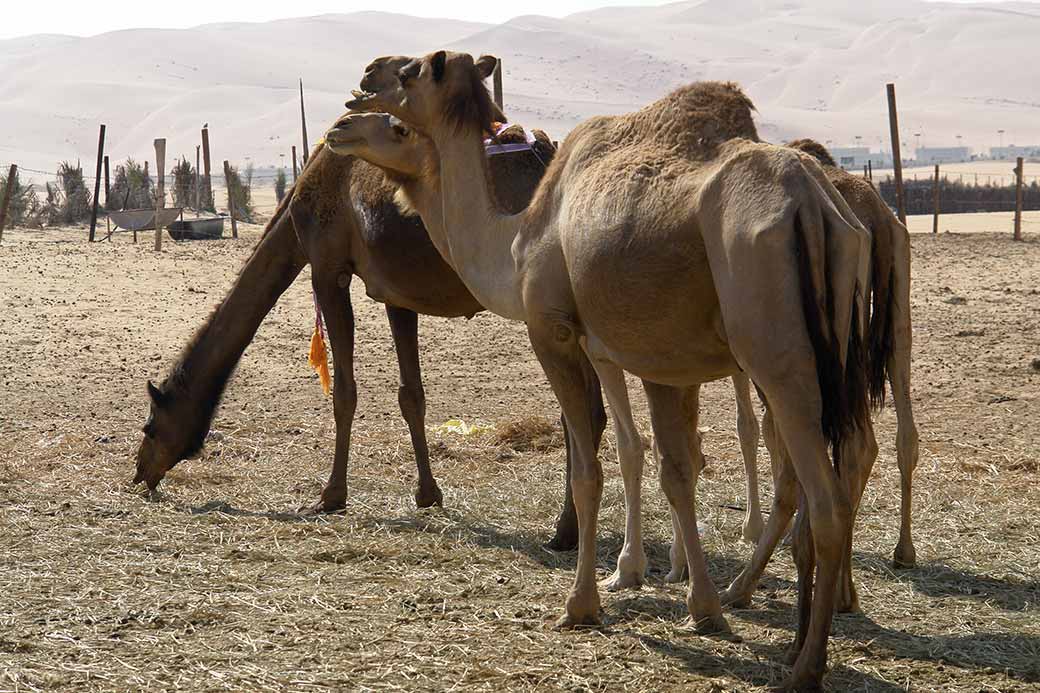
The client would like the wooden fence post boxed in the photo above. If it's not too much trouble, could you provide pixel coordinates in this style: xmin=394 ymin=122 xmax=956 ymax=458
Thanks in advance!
xmin=493 ymin=59 xmax=504 ymax=110
xmin=223 ymin=160 xmax=238 ymax=239
xmin=0 ymin=163 xmax=16 ymax=244
xmin=291 ymin=146 xmax=299 ymax=183
xmin=154 ymin=138 xmax=166 ymax=251
xmin=886 ymin=83 xmax=907 ymax=226
xmin=299 ymin=79 xmax=310 ymax=165
xmin=88 ymin=124 xmax=106 ymax=242
xmin=868 ymin=160 xmax=873 ymax=182
xmin=932 ymin=164 xmax=940 ymax=235
xmin=201 ymin=126 xmax=213 ymax=209
xmin=1014 ymin=157 xmax=1024 ymax=241
xmin=195 ymin=145 xmax=202 ymax=216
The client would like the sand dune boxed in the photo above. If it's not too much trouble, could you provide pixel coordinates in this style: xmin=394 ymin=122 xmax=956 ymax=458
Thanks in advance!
xmin=1 ymin=1 xmax=1037 ymax=175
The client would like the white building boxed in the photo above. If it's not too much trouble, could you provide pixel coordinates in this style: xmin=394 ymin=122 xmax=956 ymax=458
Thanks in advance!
xmin=915 ymin=147 xmax=972 ymax=165
xmin=990 ymin=145 xmax=1040 ymax=160
xmin=829 ymin=147 xmax=893 ymax=171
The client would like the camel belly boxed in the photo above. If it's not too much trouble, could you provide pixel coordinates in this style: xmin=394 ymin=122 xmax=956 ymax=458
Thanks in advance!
xmin=562 ymin=216 xmax=738 ymax=385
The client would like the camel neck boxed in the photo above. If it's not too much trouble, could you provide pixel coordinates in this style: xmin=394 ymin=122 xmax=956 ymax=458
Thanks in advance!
xmin=430 ymin=125 xmax=526 ymax=321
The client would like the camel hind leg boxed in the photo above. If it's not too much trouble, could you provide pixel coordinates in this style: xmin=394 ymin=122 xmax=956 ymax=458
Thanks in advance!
xmin=385 ymin=305 xmax=443 ymax=508
xmin=888 ymin=222 xmax=919 ymax=569
xmin=732 ymin=372 xmax=764 ymax=543
xmin=644 ymin=381 xmax=729 ymax=633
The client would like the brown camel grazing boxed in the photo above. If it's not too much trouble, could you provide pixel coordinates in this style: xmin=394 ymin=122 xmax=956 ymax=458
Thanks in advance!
xmin=133 ymin=127 xmax=608 ymax=534
xmin=324 ymin=115 xmax=905 ymax=615
xmin=347 ymin=51 xmax=875 ymax=689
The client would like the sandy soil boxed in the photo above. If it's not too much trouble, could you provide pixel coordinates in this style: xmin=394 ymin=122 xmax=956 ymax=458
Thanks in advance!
xmin=0 ymin=221 xmax=1038 ymax=691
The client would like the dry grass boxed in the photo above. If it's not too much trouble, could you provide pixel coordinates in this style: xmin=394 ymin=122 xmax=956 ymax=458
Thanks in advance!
xmin=0 ymin=227 xmax=1038 ymax=691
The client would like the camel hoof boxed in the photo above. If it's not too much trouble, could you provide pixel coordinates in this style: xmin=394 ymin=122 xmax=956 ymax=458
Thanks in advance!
xmin=741 ymin=518 xmax=764 ymax=544
xmin=773 ymin=668 xmax=824 ymax=693
xmin=663 ymin=565 xmax=688 ymax=584
xmin=601 ymin=570 xmax=644 ymax=592
xmin=720 ymin=586 xmax=752 ymax=609
xmin=892 ymin=542 xmax=917 ymax=569
xmin=414 ymin=484 xmax=443 ymax=509
xmin=302 ymin=492 xmax=347 ymax=515
xmin=554 ymin=610 xmax=601 ymax=629
xmin=690 ymin=612 xmax=731 ymax=636
xmin=544 ymin=517 xmax=579 ymax=552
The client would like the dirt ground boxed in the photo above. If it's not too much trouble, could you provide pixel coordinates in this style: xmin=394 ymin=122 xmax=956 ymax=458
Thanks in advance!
xmin=1 ymin=221 xmax=1038 ymax=692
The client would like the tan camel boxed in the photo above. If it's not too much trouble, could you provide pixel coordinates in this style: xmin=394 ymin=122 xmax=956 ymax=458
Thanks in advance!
xmin=323 ymin=116 xmax=905 ymax=614
xmin=346 ymin=51 xmax=876 ymax=689
xmin=716 ymin=139 xmax=920 ymax=614
xmin=133 ymin=127 xmax=613 ymax=541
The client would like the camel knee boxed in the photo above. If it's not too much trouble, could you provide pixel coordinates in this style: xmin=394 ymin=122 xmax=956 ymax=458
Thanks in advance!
xmin=658 ymin=453 xmax=694 ymax=506
xmin=397 ymin=382 xmax=426 ymax=423
xmin=333 ymin=377 xmax=358 ymax=423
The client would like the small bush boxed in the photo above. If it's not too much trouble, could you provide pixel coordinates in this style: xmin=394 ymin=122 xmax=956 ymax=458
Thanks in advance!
xmin=274 ymin=168 xmax=288 ymax=203
xmin=41 ymin=161 xmax=92 ymax=225
xmin=170 ymin=157 xmax=196 ymax=209
xmin=226 ymin=163 xmax=255 ymax=223
xmin=108 ymin=159 xmax=152 ymax=210
xmin=0 ymin=168 xmax=41 ymax=228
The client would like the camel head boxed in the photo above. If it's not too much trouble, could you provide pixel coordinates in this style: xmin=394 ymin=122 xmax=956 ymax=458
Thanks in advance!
xmin=348 ymin=51 xmax=505 ymax=135
xmin=133 ymin=379 xmax=206 ymax=491
xmin=324 ymin=112 xmax=434 ymax=180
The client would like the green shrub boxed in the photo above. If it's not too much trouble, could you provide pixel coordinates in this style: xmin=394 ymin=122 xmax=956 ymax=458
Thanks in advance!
xmin=0 ymin=168 xmax=41 ymax=228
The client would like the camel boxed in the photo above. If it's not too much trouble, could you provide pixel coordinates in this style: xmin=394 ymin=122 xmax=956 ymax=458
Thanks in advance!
xmin=346 ymin=51 xmax=877 ymax=689
xmin=323 ymin=115 xmax=906 ymax=614
xmin=325 ymin=113 xmax=780 ymax=585
xmin=714 ymin=139 xmax=920 ymax=614
xmin=133 ymin=126 xmax=612 ymax=539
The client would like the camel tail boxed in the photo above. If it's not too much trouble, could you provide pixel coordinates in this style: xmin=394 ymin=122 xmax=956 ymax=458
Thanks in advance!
xmin=792 ymin=200 xmax=870 ymax=473
xmin=865 ymin=214 xmax=899 ymax=411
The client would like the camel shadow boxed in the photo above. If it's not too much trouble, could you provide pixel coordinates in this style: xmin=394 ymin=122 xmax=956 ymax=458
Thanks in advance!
xmin=631 ymin=631 xmax=905 ymax=692
xmin=854 ymin=552 xmax=1040 ymax=613
xmin=184 ymin=499 xmax=329 ymax=523
xmin=732 ymin=604 xmax=1040 ymax=685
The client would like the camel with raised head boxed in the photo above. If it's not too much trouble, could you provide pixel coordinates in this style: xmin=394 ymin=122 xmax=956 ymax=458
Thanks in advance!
xmin=347 ymin=51 xmax=875 ymax=689
xmin=133 ymin=126 xmax=610 ymax=532
xmin=323 ymin=115 xmax=908 ymax=615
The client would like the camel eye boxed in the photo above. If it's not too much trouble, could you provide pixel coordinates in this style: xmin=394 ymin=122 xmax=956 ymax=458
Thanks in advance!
xmin=142 ymin=417 xmax=156 ymax=437
xmin=392 ymin=124 xmax=409 ymax=138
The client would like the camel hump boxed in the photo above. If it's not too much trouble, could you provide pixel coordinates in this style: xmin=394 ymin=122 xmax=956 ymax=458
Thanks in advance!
xmin=787 ymin=138 xmax=837 ymax=167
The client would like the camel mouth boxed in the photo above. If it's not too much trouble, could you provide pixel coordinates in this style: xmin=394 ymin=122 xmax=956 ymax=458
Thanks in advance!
xmin=345 ymin=89 xmax=377 ymax=110
xmin=324 ymin=129 xmax=363 ymax=149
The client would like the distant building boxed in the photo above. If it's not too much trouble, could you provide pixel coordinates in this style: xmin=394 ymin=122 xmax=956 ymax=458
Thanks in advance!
xmin=915 ymin=146 xmax=971 ymax=165
xmin=990 ymin=145 xmax=1040 ymax=160
xmin=829 ymin=147 xmax=892 ymax=171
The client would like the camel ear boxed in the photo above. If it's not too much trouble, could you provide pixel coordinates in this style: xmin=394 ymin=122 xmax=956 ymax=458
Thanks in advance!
xmin=430 ymin=51 xmax=447 ymax=83
xmin=475 ymin=55 xmax=498 ymax=80
xmin=147 ymin=380 xmax=167 ymax=408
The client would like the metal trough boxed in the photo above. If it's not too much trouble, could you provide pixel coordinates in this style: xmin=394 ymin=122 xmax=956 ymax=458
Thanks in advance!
xmin=108 ymin=207 xmax=183 ymax=232
xmin=168 ymin=216 xmax=225 ymax=241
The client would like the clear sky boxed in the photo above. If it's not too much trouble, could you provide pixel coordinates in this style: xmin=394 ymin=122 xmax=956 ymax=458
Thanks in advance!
xmin=0 ymin=0 xmax=1024 ymax=40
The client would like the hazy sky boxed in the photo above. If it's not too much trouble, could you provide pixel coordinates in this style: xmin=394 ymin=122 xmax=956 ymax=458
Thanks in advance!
xmin=0 ymin=0 xmax=1025 ymax=40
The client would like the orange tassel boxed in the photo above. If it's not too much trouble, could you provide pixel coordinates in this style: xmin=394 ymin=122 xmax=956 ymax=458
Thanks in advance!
xmin=308 ymin=323 xmax=332 ymax=396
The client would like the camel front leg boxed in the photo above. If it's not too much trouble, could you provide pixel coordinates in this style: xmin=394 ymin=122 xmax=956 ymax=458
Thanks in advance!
xmin=310 ymin=271 xmax=358 ymax=512
xmin=385 ymin=305 xmax=443 ymax=508
xmin=644 ymin=381 xmax=728 ymax=633
xmin=733 ymin=372 xmax=764 ymax=543
xmin=587 ymin=359 xmax=648 ymax=592
xmin=528 ymin=321 xmax=604 ymax=626
xmin=546 ymin=365 xmax=607 ymax=552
